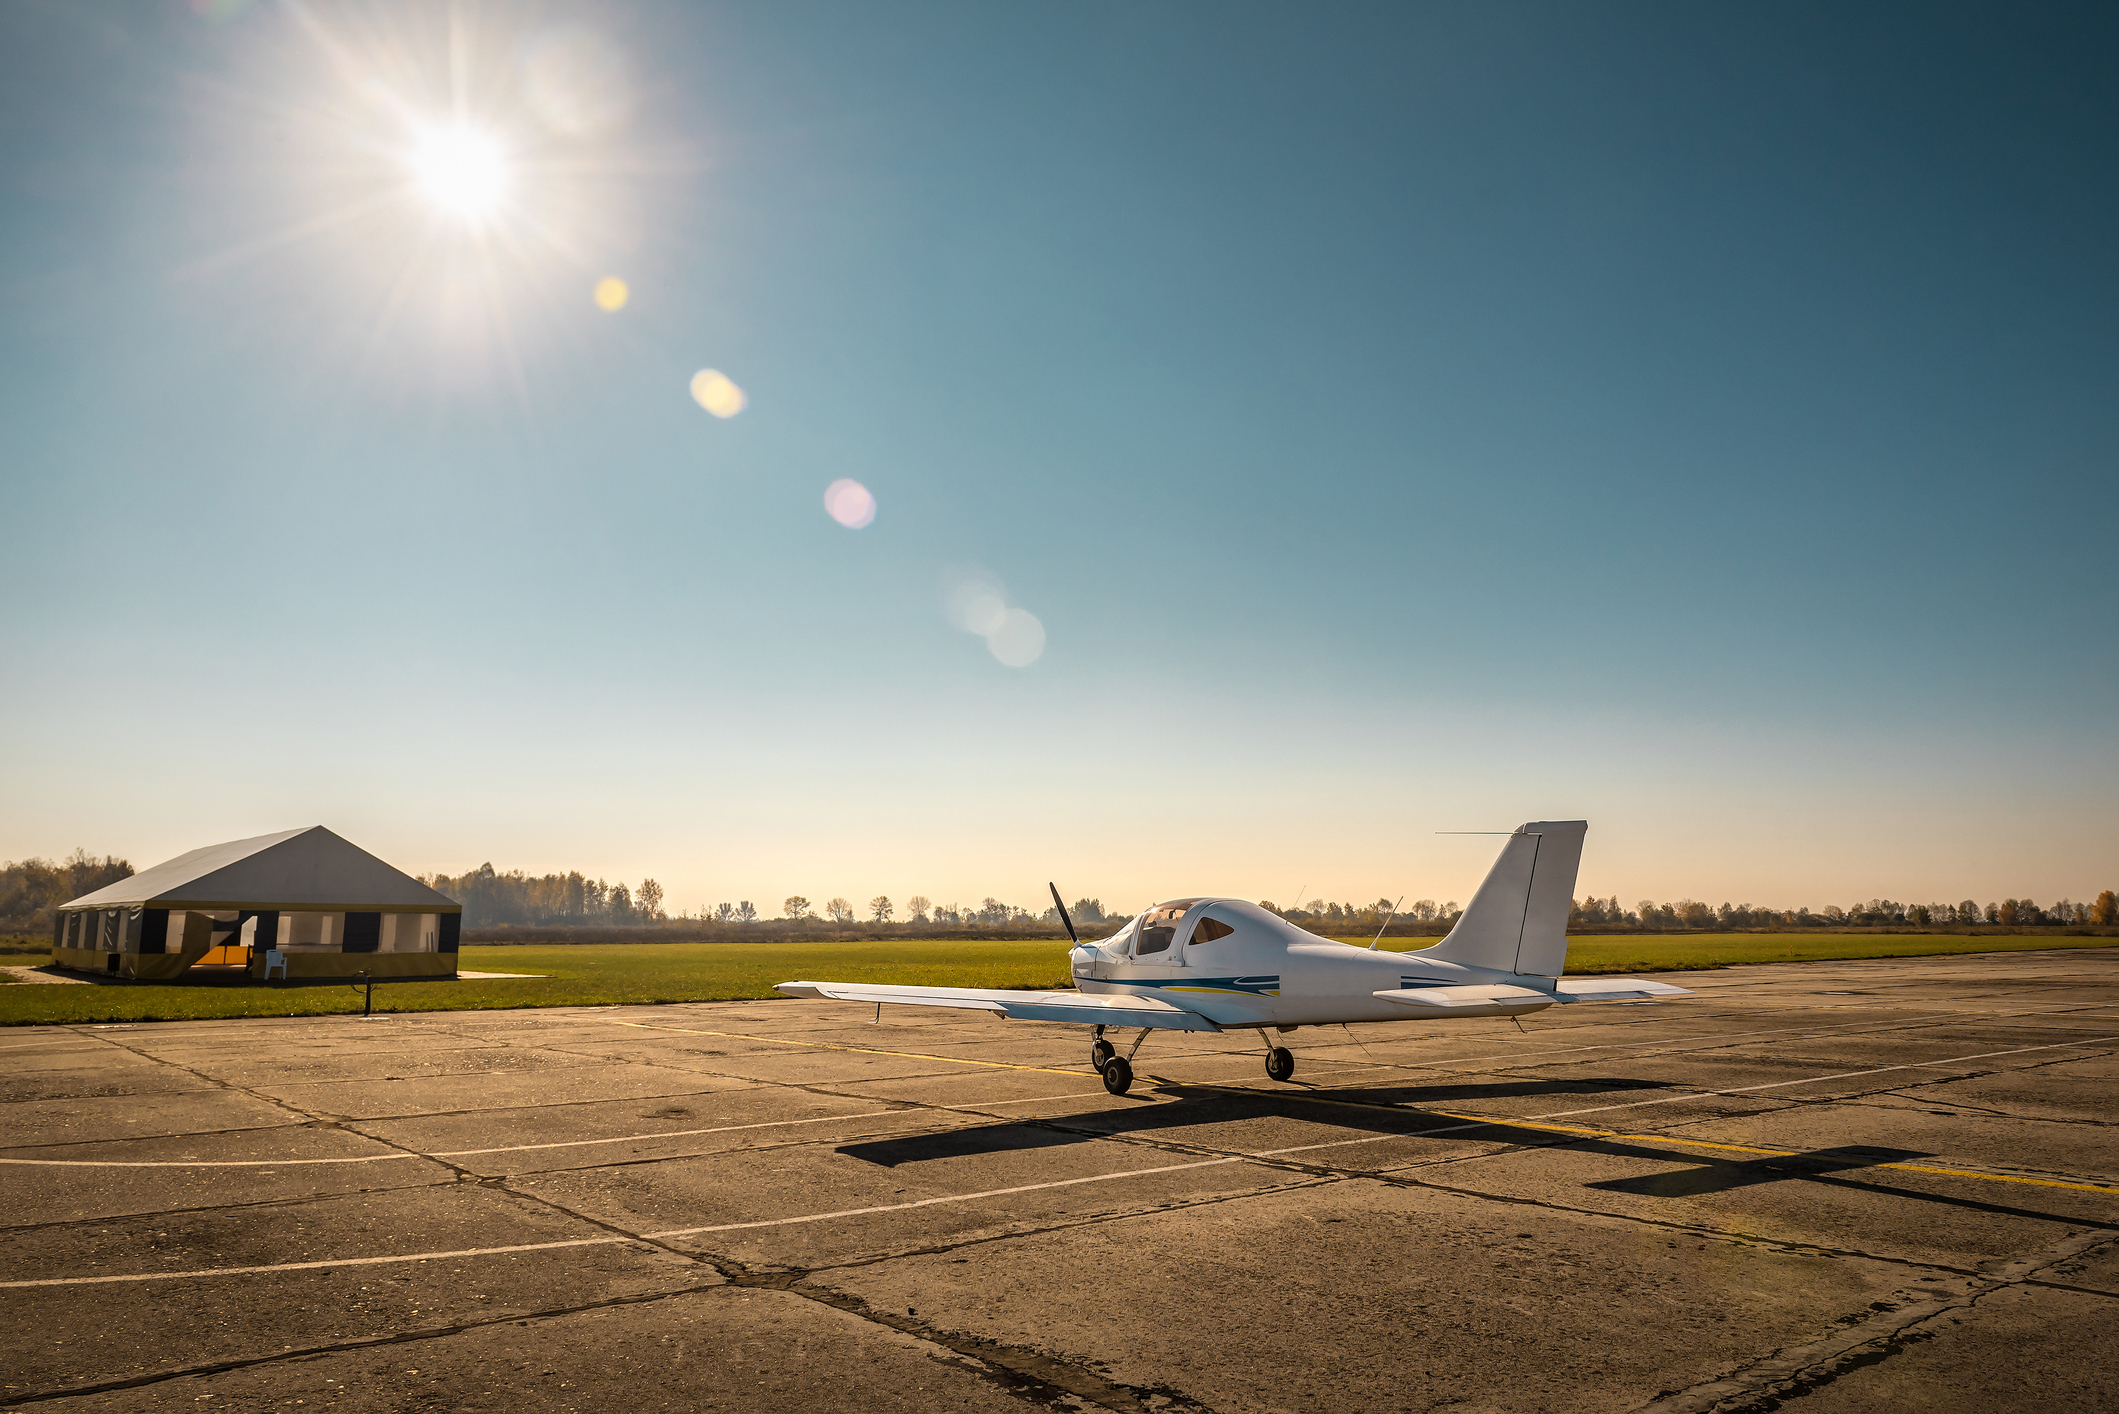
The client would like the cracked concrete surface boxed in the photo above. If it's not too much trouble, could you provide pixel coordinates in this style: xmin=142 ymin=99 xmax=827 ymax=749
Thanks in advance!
xmin=3 ymin=948 xmax=2116 ymax=1411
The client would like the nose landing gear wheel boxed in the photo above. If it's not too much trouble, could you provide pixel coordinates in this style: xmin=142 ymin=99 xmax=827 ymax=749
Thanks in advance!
xmin=1101 ymin=1056 xmax=1134 ymax=1095
xmin=1091 ymin=1039 xmax=1115 ymax=1073
xmin=1265 ymin=1047 xmax=1295 ymax=1082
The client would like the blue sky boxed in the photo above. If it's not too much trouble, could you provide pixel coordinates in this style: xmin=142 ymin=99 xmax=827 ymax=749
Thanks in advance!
xmin=3 ymin=1 xmax=2113 ymax=915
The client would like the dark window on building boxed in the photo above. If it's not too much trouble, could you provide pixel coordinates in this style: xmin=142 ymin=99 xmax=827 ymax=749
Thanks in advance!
xmin=438 ymin=914 xmax=461 ymax=954
xmin=140 ymin=910 xmax=169 ymax=955
xmin=342 ymin=913 xmax=381 ymax=953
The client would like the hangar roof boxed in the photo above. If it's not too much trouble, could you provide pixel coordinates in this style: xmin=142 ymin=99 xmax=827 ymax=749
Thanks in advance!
xmin=61 ymin=827 xmax=459 ymax=913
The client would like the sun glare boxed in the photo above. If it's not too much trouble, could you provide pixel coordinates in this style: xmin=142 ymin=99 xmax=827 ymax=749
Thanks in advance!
xmin=409 ymin=125 xmax=509 ymax=222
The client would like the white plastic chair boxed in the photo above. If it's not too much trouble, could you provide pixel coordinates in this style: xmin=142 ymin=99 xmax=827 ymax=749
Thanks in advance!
xmin=263 ymin=949 xmax=288 ymax=980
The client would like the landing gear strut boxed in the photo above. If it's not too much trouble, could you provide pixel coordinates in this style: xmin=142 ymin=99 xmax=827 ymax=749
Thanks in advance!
xmin=1265 ymin=1046 xmax=1295 ymax=1082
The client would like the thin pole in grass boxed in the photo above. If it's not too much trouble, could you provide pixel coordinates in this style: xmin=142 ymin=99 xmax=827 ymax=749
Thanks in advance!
xmin=349 ymin=971 xmax=374 ymax=1017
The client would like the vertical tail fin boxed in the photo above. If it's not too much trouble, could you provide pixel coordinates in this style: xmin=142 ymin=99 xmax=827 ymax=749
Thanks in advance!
xmin=1417 ymin=821 xmax=1586 ymax=978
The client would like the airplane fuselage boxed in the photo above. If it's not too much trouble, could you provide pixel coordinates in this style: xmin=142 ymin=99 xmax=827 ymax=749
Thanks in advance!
xmin=1069 ymin=899 xmax=1556 ymax=1029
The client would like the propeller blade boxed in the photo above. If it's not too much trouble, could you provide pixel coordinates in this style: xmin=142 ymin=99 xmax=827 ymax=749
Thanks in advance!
xmin=1048 ymin=882 xmax=1079 ymax=945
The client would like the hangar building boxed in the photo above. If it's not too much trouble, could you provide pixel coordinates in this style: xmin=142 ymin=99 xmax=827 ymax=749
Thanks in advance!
xmin=53 ymin=827 xmax=461 ymax=981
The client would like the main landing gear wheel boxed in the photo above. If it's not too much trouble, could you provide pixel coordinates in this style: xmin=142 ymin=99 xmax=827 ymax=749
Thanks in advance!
xmin=1101 ymin=1056 xmax=1134 ymax=1095
xmin=1265 ymin=1047 xmax=1295 ymax=1082
xmin=1090 ymin=1039 xmax=1115 ymax=1073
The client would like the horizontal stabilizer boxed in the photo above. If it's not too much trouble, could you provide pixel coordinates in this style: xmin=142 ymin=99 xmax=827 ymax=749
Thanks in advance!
xmin=1553 ymin=977 xmax=1693 ymax=1002
xmin=775 ymin=981 xmax=1223 ymax=1032
xmin=1373 ymin=984 xmax=1555 ymax=1010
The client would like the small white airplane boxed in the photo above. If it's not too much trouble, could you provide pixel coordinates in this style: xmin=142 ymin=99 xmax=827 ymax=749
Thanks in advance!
xmin=778 ymin=821 xmax=1690 ymax=1094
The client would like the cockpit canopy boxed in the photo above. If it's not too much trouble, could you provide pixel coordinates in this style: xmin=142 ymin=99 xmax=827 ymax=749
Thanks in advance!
xmin=1135 ymin=899 xmax=1200 ymax=955
xmin=1126 ymin=898 xmax=1247 ymax=956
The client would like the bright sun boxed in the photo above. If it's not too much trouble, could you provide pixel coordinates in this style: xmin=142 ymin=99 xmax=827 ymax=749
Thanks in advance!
xmin=408 ymin=124 xmax=509 ymax=221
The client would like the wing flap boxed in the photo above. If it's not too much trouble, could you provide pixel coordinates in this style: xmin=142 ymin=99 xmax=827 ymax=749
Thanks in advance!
xmin=1554 ymin=977 xmax=1694 ymax=1002
xmin=1372 ymin=983 xmax=1554 ymax=1010
xmin=774 ymin=981 xmax=1222 ymax=1032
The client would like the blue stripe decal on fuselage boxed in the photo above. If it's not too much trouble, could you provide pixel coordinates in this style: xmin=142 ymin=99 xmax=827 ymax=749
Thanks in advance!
xmin=1125 ymin=975 xmax=1281 ymax=998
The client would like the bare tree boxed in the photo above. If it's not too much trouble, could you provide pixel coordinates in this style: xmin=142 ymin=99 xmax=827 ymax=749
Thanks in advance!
xmin=906 ymin=895 xmax=932 ymax=923
xmin=783 ymin=896 xmax=811 ymax=921
xmin=713 ymin=903 xmax=735 ymax=924
xmin=736 ymin=901 xmax=756 ymax=923
xmin=825 ymin=897 xmax=854 ymax=924
xmin=870 ymin=896 xmax=893 ymax=923
xmin=636 ymin=878 xmax=664 ymax=920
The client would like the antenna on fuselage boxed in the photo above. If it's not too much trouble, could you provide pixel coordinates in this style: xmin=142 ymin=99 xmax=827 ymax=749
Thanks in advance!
xmin=1285 ymin=883 xmax=1307 ymax=920
xmin=1368 ymin=896 xmax=1405 ymax=950
xmin=1048 ymin=883 xmax=1079 ymax=946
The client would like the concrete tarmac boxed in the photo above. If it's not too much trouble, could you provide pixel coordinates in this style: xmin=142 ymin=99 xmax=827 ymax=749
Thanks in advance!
xmin=3 ymin=948 xmax=2115 ymax=1412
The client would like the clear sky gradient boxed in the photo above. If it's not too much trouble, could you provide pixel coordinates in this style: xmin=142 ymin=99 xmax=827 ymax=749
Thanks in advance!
xmin=3 ymin=1 xmax=2113 ymax=917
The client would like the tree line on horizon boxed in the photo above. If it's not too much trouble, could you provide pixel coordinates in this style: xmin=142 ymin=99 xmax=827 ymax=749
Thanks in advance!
xmin=418 ymin=864 xmax=670 ymax=928
xmin=4 ymin=852 xmax=2113 ymax=935
xmin=0 ymin=850 xmax=137 ymax=925
xmin=1578 ymin=894 xmax=2118 ymax=930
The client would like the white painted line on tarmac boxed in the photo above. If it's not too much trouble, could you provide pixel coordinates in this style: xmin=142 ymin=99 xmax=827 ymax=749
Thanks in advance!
xmin=0 ymin=1110 xmax=912 ymax=1167
xmin=641 ymin=1153 xmax=1249 ymax=1239
xmin=0 ymin=1152 xmax=422 ymax=1168
xmin=431 ymin=1110 xmax=903 ymax=1157
xmin=0 ymin=1236 xmax=633 ymax=1287
xmin=0 ymin=1092 xmax=1143 ymax=1170
xmin=0 ymin=1154 xmax=1257 ymax=1288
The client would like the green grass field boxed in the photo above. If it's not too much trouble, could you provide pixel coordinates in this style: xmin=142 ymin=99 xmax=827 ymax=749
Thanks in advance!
xmin=0 ymin=939 xmax=1076 ymax=1025
xmin=0 ymin=930 xmax=2109 ymax=1026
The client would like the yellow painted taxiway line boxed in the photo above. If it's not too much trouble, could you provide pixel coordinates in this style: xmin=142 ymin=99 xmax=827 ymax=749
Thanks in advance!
xmin=1419 ymin=1111 xmax=2119 ymax=1197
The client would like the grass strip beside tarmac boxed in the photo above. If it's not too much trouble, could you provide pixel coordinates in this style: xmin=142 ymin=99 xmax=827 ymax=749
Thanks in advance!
xmin=0 ymin=932 xmax=2109 ymax=1025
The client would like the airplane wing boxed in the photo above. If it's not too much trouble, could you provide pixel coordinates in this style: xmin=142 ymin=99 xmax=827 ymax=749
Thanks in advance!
xmin=775 ymin=981 xmax=1224 ymax=1032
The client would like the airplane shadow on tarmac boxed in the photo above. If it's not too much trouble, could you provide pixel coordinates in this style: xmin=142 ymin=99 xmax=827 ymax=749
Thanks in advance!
xmin=838 ymin=1080 xmax=2117 ymax=1232
xmin=840 ymin=1075 xmax=1668 ymax=1168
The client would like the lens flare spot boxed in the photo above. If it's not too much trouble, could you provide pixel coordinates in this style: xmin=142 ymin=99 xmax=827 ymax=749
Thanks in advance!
xmin=409 ymin=125 xmax=509 ymax=221
xmin=593 ymin=277 xmax=629 ymax=311
xmin=987 ymin=609 xmax=1046 ymax=668
xmin=689 ymin=369 xmax=747 ymax=418
xmin=824 ymin=478 xmax=877 ymax=529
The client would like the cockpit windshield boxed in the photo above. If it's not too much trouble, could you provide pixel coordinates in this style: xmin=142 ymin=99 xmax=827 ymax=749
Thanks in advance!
xmin=1135 ymin=899 xmax=1202 ymax=955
